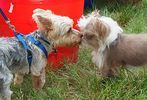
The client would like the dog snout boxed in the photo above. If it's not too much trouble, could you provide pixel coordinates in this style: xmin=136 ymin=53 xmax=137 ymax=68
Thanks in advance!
xmin=72 ymin=29 xmax=83 ymax=38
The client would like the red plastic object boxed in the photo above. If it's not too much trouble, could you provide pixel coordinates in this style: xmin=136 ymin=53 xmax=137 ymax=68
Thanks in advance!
xmin=0 ymin=0 xmax=84 ymax=70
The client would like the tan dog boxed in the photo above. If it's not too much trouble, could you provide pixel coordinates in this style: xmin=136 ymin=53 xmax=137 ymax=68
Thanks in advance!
xmin=78 ymin=10 xmax=147 ymax=77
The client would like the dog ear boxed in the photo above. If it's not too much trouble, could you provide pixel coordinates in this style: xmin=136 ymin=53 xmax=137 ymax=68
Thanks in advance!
xmin=92 ymin=9 xmax=101 ymax=17
xmin=33 ymin=8 xmax=45 ymax=14
xmin=33 ymin=8 xmax=52 ymax=15
xmin=94 ymin=19 xmax=110 ymax=39
xmin=35 ymin=15 xmax=53 ymax=31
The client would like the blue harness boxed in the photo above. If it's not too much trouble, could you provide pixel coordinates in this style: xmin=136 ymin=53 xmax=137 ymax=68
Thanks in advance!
xmin=27 ymin=34 xmax=48 ymax=58
xmin=0 ymin=8 xmax=49 ymax=66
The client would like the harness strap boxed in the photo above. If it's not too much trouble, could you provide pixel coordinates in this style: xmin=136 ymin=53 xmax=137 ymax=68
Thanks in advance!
xmin=14 ymin=32 xmax=32 ymax=66
xmin=39 ymin=34 xmax=57 ymax=53
xmin=27 ymin=35 xmax=48 ymax=58
xmin=40 ymin=36 xmax=51 ymax=45
xmin=14 ymin=32 xmax=28 ymax=49
xmin=27 ymin=49 xmax=33 ymax=66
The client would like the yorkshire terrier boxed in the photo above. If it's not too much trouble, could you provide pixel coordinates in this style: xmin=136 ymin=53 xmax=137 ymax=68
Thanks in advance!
xmin=0 ymin=8 xmax=82 ymax=100
xmin=78 ymin=10 xmax=146 ymax=77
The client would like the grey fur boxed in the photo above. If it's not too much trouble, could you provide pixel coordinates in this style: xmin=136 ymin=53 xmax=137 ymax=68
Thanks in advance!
xmin=0 ymin=30 xmax=52 ymax=100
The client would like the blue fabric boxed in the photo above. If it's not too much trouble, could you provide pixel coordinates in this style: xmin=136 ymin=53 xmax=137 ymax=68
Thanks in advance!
xmin=27 ymin=35 xmax=48 ymax=58
xmin=84 ymin=0 xmax=93 ymax=9
xmin=27 ymin=49 xmax=32 ymax=66
xmin=14 ymin=32 xmax=28 ymax=49
xmin=14 ymin=32 xmax=32 ymax=66
xmin=0 ymin=8 xmax=9 ymax=21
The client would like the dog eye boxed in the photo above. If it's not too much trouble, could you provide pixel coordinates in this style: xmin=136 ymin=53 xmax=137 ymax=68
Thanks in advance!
xmin=86 ymin=34 xmax=94 ymax=39
xmin=67 ymin=28 xmax=72 ymax=33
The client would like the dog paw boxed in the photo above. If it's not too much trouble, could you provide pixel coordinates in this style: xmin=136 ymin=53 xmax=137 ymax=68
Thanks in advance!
xmin=13 ymin=77 xmax=23 ymax=85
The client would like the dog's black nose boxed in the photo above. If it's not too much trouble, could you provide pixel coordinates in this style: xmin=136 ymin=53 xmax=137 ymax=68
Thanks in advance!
xmin=80 ymin=34 xmax=83 ymax=38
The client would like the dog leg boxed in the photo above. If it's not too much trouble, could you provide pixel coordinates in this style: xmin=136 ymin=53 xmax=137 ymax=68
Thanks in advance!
xmin=99 ymin=64 xmax=116 ymax=77
xmin=32 ymin=67 xmax=46 ymax=90
xmin=0 ymin=59 xmax=13 ymax=100
xmin=0 ymin=83 xmax=12 ymax=100
xmin=13 ymin=73 xmax=24 ymax=85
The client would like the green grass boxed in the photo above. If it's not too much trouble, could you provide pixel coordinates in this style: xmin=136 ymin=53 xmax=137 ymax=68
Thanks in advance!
xmin=11 ymin=0 xmax=147 ymax=100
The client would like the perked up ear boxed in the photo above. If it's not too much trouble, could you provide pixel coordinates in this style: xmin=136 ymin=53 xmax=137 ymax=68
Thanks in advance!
xmin=37 ymin=15 xmax=52 ymax=31
xmin=33 ymin=15 xmax=52 ymax=31
xmin=95 ymin=19 xmax=110 ymax=39
xmin=92 ymin=9 xmax=101 ymax=17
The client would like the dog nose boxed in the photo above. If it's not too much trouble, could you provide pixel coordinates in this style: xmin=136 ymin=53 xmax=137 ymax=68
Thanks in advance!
xmin=79 ymin=34 xmax=83 ymax=38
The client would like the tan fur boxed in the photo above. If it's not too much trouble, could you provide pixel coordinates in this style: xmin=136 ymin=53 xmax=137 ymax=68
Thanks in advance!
xmin=94 ymin=19 xmax=109 ymax=39
xmin=32 ymin=67 xmax=46 ymax=90
xmin=14 ymin=73 xmax=24 ymax=85
xmin=14 ymin=8 xmax=82 ymax=91
xmin=33 ymin=9 xmax=82 ymax=47
xmin=31 ymin=9 xmax=82 ymax=88
xmin=37 ymin=15 xmax=53 ymax=31
xmin=80 ymin=18 xmax=110 ymax=50
xmin=78 ymin=11 xmax=146 ymax=77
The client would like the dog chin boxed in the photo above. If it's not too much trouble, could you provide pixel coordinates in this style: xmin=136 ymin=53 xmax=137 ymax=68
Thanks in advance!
xmin=80 ymin=41 xmax=92 ymax=49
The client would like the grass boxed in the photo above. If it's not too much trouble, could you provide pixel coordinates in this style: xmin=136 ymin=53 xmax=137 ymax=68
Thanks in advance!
xmin=12 ymin=0 xmax=147 ymax=100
